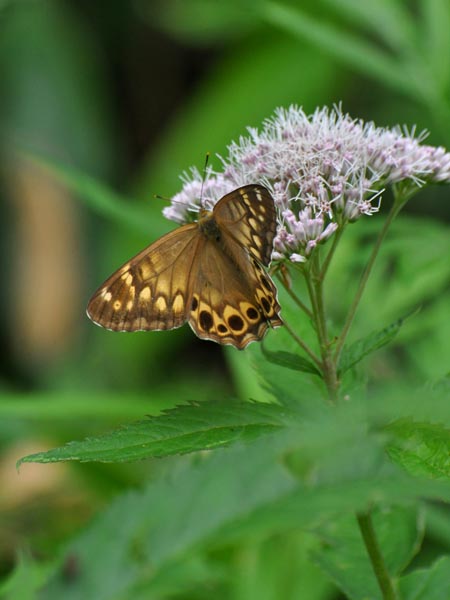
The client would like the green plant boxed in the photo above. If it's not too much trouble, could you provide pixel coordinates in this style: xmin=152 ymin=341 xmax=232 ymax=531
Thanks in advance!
xmin=11 ymin=105 xmax=450 ymax=600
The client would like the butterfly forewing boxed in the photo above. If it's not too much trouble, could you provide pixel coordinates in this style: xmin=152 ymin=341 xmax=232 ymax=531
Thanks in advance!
xmin=87 ymin=224 xmax=200 ymax=332
xmin=87 ymin=184 xmax=282 ymax=348
xmin=213 ymin=185 xmax=277 ymax=266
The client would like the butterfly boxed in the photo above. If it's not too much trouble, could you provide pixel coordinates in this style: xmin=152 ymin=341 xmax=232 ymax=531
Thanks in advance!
xmin=87 ymin=184 xmax=282 ymax=349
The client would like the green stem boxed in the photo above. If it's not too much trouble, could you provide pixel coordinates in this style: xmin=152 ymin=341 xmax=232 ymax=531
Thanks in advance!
xmin=311 ymin=252 xmax=338 ymax=402
xmin=276 ymin=272 xmax=313 ymax=318
xmin=356 ymin=511 xmax=398 ymax=600
xmin=305 ymin=267 xmax=325 ymax=342
xmin=320 ymin=224 xmax=344 ymax=279
xmin=334 ymin=197 xmax=405 ymax=366
xmin=282 ymin=319 xmax=323 ymax=368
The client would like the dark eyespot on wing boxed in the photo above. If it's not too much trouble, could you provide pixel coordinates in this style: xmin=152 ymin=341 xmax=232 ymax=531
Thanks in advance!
xmin=261 ymin=297 xmax=271 ymax=313
xmin=246 ymin=307 xmax=258 ymax=319
xmin=228 ymin=315 xmax=244 ymax=332
xmin=260 ymin=275 xmax=272 ymax=292
xmin=199 ymin=310 xmax=214 ymax=331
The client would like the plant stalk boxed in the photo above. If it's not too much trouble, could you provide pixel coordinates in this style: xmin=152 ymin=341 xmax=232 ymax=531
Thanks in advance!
xmin=282 ymin=319 xmax=322 ymax=368
xmin=356 ymin=511 xmax=398 ymax=600
xmin=334 ymin=197 xmax=406 ymax=366
xmin=309 ymin=253 xmax=339 ymax=402
xmin=277 ymin=272 xmax=313 ymax=318
xmin=320 ymin=224 xmax=344 ymax=279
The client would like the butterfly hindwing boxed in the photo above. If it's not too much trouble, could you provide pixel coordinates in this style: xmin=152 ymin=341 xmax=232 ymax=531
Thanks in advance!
xmin=187 ymin=233 xmax=282 ymax=349
xmin=87 ymin=225 xmax=199 ymax=332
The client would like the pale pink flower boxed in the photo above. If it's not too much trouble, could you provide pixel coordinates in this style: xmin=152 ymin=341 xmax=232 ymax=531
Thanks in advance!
xmin=164 ymin=105 xmax=450 ymax=263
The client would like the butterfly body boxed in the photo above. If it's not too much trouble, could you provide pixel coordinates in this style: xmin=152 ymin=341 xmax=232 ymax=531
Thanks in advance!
xmin=87 ymin=185 xmax=282 ymax=349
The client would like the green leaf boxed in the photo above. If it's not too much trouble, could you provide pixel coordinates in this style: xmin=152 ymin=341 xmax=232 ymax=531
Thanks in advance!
xmin=231 ymin=532 xmax=334 ymax=600
xmin=17 ymin=401 xmax=287 ymax=465
xmin=338 ymin=310 xmax=418 ymax=376
xmin=31 ymin=417 xmax=450 ymax=599
xmin=38 ymin=433 xmax=297 ymax=599
xmin=261 ymin=345 xmax=321 ymax=376
xmin=399 ymin=555 xmax=450 ymax=600
xmin=425 ymin=504 xmax=450 ymax=550
xmin=386 ymin=419 xmax=450 ymax=479
xmin=311 ymin=507 xmax=424 ymax=600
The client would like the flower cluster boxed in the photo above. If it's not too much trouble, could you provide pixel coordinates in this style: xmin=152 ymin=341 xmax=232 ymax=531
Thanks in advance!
xmin=164 ymin=105 xmax=450 ymax=263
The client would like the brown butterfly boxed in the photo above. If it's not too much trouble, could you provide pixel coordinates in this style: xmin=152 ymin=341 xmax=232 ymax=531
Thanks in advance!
xmin=87 ymin=184 xmax=282 ymax=349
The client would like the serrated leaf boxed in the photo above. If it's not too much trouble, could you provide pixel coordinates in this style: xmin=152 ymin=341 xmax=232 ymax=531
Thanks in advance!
xmin=17 ymin=401 xmax=288 ymax=465
xmin=38 ymin=433 xmax=297 ymax=599
xmin=34 ymin=429 xmax=450 ymax=599
xmin=338 ymin=309 xmax=418 ymax=376
xmin=261 ymin=345 xmax=321 ymax=376
xmin=399 ymin=555 xmax=450 ymax=600
xmin=386 ymin=419 xmax=450 ymax=479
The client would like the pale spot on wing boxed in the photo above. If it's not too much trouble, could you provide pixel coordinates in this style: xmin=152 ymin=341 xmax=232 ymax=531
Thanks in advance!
xmin=126 ymin=300 xmax=133 ymax=310
xmin=139 ymin=263 xmax=153 ymax=279
xmin=129 ymin=286 xmax=135 ymax=298
xmin=103 ymin=291 xmax=112 ymax=302
xmin=173 ymin=293 xmax=184 ymax=313
xmin=113 ymin=300 xmax=121 ymax=310
xmin=140 ymin=287 xmax=151 ymax=301
xmin=252 ymin=235 xmax=263 ymax=248
xmin=121 ymin=273 xmax=133 ymax=285
xmin=249 ymin=217 xmax=258 ymax=230
xmin=155 ymin=296 xmax=167 ymax=311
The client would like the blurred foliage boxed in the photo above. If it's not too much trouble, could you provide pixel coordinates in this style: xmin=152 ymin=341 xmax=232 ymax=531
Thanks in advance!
xmin=1 ymin=0 xmax=450 ymax=598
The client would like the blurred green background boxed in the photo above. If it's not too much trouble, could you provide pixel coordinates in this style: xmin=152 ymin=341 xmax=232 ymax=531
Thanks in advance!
xmin=1 ymin=0 xmax=449 ymax=594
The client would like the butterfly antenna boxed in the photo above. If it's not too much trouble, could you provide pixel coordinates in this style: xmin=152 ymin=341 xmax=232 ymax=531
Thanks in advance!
xmin=153 ymin=194 xmax=171 ymax=202
xmin=199 ymin=152 xmax=210 ymax=209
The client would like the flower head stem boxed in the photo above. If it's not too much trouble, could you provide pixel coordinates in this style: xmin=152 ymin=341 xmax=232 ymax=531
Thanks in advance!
xmin=333 ymin=192 xmax=409 ymax=368
xmin=276 ymin=271 xmax=313 ymax=319
xmin=309 ymin=253 xmax=339 ymax=402
xmin=281 ymin=318 xmax=323 ymax=369
xmin=320 ymin=224 xmax=344 ymax=280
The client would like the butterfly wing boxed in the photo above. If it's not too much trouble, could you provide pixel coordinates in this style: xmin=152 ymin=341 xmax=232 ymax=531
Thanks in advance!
xmin=212 ymin=185 xmax=278 ymax=266
xmin=87 ymin=224 xmax=200 ymax=332
xmin=187 ymin=235 xmax=282 ymax=349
